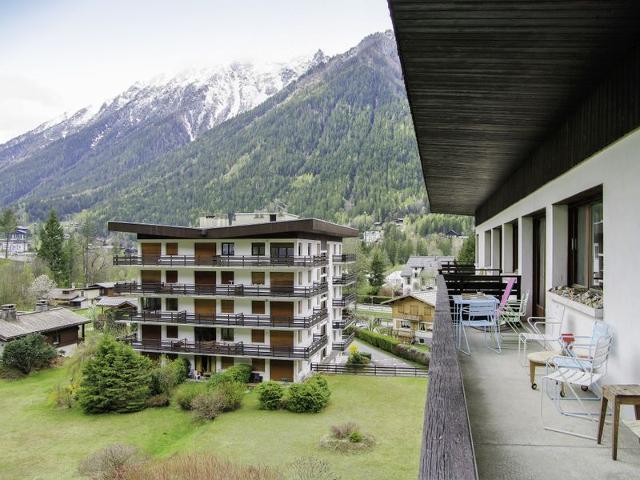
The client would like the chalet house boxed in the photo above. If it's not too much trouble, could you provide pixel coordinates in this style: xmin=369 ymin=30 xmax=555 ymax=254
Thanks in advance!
xmin=88 ymin=282 xmax=118 ymax=297
xmin=108 ymin=213 xmax=358 ymax=382
xmin=383 ymin=291 xmax=436 ymax=344
xmin=0 ymin=303 xmax=89 ymax=355
xmin=49 ymin=286 xmax=101 ymax=308
xmin=0 ymin=226 xmax=30 ymax=255
xmin=400 ymin=255 xmax=455 ymax=291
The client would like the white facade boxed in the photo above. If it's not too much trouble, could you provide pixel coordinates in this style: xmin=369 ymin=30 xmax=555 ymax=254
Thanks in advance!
xmin=118 ymin=234 xmax=355 ymax=382
xmin=475 ymin=127 xmax=640 ymax=410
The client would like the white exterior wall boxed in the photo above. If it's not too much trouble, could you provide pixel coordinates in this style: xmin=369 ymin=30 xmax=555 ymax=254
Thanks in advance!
xmin=475 ymin=127 xmax=640 ymax=415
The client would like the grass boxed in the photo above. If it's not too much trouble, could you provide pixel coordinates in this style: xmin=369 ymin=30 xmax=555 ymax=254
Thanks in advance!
xmin=0 ymin=366 xmax=427 ymax=480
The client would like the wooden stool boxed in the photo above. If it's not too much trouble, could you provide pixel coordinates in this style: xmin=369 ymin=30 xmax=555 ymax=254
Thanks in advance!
xmin=527 ymin=350 xmax=560 ymax=390
xmin=597 ymin=384 xmax=640 ymax=460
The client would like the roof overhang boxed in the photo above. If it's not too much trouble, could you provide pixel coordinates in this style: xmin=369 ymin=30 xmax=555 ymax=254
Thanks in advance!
xmin=388 ymin=1 xmax=640 ymax=222
xmin=108 ymin=218 xmax=359 ymax=240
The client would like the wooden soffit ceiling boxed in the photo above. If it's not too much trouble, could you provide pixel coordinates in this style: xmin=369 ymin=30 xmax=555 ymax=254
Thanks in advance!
xmin=388 ymin=0 xmax=640 ymax=216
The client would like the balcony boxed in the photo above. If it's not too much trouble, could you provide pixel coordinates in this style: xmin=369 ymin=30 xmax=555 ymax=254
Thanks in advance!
xmin=332 ymin=292 xmax=357 ymax=307
xmin=332 ymin=313 xmax=355 ymax=330
xmin=125 ymin=334 xmax=328 ymax=360
xmin=332 ymin=332 xmax=355 ymax=351
xmin=113 ymin=254 xmax=328 ymax=268
xmin=114 ymin=281 xmax=328 ymax=298
xmin=332 ymin=272 xmax=356 ymax=285
xmin=332 ymin=253 xmax=356 ymax=263
xmin=117 ymin=308 xmax=328 ymax=329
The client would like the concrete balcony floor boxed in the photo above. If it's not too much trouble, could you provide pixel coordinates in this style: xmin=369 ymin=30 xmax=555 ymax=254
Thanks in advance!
xmin=459 ymin=328 xmax=640 ymax=479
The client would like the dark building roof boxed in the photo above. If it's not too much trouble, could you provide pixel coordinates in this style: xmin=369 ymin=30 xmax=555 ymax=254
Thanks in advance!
xmin=108 ymin=218 xmax=359 ymax=240
xmin=388 ymin=1 xmax=640 ymax=221
xmin=0 ymin=308 xmax=90 ymax=342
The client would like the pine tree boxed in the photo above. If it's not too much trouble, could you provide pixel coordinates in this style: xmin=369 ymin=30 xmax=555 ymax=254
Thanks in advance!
xmin=457 ymin=235 xmax=476 ymax=264
xmin=38 ymin=210 xmax=66 ymax=285
xmin=0 ymin=208 xmax=18 ymax=259
xmin=369 ymin=250 xmax=386 ymax=289
xmin=78 ymin=336 xmax=153 ymax=414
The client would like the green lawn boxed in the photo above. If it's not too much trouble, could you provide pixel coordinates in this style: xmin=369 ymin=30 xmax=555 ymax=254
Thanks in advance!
xmin=0 ymin=366 xmax=427 ymax=480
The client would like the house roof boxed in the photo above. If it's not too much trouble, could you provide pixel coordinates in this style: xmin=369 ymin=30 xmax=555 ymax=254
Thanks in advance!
xmin=89 ymin=282 xmax=117 ymax=289
xmin=96 ymin=297 xmax=137 ymax=308
xmin=400 ymin=256 xmax=456 ymax=277
xmin=383 ymin=290 xmax=438 ymax=308
xmin=49 ymin=289 xmax=80 ymax=301
xmin=108 ymin=218 xmax=359 ymax=240
xmin=0 ymin=308 xmax=90 ymax=341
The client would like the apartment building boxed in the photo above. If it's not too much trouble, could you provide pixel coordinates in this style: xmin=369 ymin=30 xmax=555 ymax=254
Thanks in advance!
xmin=109 ymin=213 xmax=357 ymax=382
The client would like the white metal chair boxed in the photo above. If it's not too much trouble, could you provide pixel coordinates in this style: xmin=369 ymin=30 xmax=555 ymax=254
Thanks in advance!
xmin=540 ymin=321 xmax=613 ymax=440
xmin=459 ymin=298 xmax=500 ymax=355
xmin=499 ymin=290 xmax=530 ymax=337
xmin=518 ymin=305 xmax=566 ymax=364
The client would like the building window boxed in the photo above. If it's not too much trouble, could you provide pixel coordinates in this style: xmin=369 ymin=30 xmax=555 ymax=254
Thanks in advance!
xmin=165 ymin=270 xmax=178 ymax=284
xmin=271 ymin=243 xmax=294 ymax=258
xmin=400 ymin=320 xmax=411 ymax=329
xmin=51 ymin=332 xmax=61 ymax=345
xmin=221 ymin=356 xmax=234 ymax=368
xmin=307 ymin=243 xmax=311 ymax=256
xmin=221 ymin=243 xmax=235 ymax=255
xmin=221 ymin=328 xmax=234 ymax=341
xmin=252 ymin=243 xmax=265 ymax=256
xmin=251 ymin=329 xmax=265 ymax=343
xmin=298 ymin=243 xmax=302 ymax=256
xmin=252 ymin=358 xmax=265 ymax=371
xmin=221 ymin=300 xmax=234 ymax=313
xmin=166 ymin=326 xmax=178 ymax=338
xmin=142 ymin=297 xmax=161 ymax=311
xmin=166 ymin=242 xmax=178 ymax=255
xmin=165 ymin=298 xmax=178 ymax=311
xmin=569 ymin=196 xmax=604 ymax=289
xmin=512 ymin=221 xmax=519 ymax=272
xmin=252 ymin=301 xmax=265 ymax=314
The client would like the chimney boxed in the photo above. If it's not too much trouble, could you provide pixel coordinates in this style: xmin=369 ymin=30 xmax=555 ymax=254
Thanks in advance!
xmin=1 ymin=304 xmax=17 ymax=322
xmin=36 ymin=300 xmax=49 ymax=313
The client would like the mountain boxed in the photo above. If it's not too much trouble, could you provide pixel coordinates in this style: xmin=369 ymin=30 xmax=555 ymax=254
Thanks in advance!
xmin=1 ymin=32 xmax=426 ymax=226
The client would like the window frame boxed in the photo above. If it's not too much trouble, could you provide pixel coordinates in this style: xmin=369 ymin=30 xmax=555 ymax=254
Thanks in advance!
xmin=221 ymin=242 xmax=235 ymax=256
xmin=251 ymin=242 xmax=265 ymax=256
xmin=568 ymin=193 xmax=604 ymax=290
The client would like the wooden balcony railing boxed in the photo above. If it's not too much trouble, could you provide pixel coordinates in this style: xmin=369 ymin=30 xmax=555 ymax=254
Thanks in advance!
xmin=125 ymin=334 xmax=328 ymax=360
xmin=114 ymin=281 xmax=328 ymax=298
xmin=439 ymin=261 xmax=502 ymax=275
xmin=419 ymin=275 xmax=477 ymax=480
xmin=117 ymin=308 xmax=327 ymax=329
xmin=441 ymin=273 xmax=521 ymax=303
xmin=332 ymin=332 xmax=355 ymax=351
xmin=113 ymin=254 xmax=328 ymax=267
xmin=332 ymin=292 xmax=357 ymax=307
xmin=332 ymin=272 xmax=357 ymax=285
xmin=332 ymin=313 xmax=355 ymax=330
xmin=332 ymin=254 xmax=356 ymax=263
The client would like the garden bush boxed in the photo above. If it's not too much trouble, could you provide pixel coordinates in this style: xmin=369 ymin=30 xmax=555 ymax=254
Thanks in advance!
xmin=320 ymin=422 xmax=375 ymax=453
xmin=211 ymin=381 xmax=245 ymax=412
xmin=285 ymin=375 xmax=330 ymax=413
xmin=77 ymin=336 xmax=153 ymax=414
xmin=256 ymin=381 xmax=284 ymax=410
xmin=393 ymin=344 xmax=430 ymax=367
xmin=145 ymin=393 xmax=170 ymax=408
xmin=354 ymin=328 xmax=400 ymax=352
xmin=150 ymin=358 xmax=189 ymax=395
xmin=1 ymin=334 xmax=57 ymax=374
xmin=174 ymin=382 xmax=207 ymax=410
xmin=208 ymin=363 xmax=252 ymax=387
xmin=78 ymin=444 xmax=146 ymax=480
xmin=51 ymin=382 xmax=77 ymax=409
xmin=345 ymin=350 xmax=369 ymax=367
xmin=191 ymin=392 xmax=225 ymax=421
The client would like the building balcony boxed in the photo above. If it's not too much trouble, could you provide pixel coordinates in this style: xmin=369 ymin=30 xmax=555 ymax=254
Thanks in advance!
xmin=332 ymin=292 xmax=357 ymax=307
xmin=332 ymin=254 xmax=356 ymax=263
xmin=116 ymin=308 xmax=328 ymax=329
xmin=332 ymin=272 xmax=356 ymax=285
xmin=332 ymin=313 xmax=355 ymax=330
xmin=114 ymin=281 xmax=328 ymax=298
xmin=332 ymin=332 xmax=355 ymax=351
xmin=113 ymin=254 xmax=328 ymax=268
xmin=124 ymin=334 xmax=328 ymax=360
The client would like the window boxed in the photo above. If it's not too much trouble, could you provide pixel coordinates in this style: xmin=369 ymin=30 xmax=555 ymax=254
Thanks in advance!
xmin=307 ymin=243 xmax=311 ymax=256
xmin=51 ymin=332 xmax=61 ymax=345
xmin=512 ymin=221 xmax=519 ymax=272
xmin=165 ymin=270 xmax=178 ymax=284
xmin=221 ymin=328 xmax=234 ymax=341
xmin=298 ymin=243 xmax=302 ymax=256
xmin=166 ymin=242 xmax=178 ymax=255
xmin=221 ymin=356 xmax=234 ymax=368
xmin=166 ymin=326 xmax=178 ymax=338
xmin=270 ymin=243 xmax=294 ymax=258
xmin=221 ymin=300 xmax=234 ymax=313
xmin=419 ymin=323 xmax=427 ymax=331
xmin=221 ymin=243 xmax=235 ymax=255
xmin=165 ymin=298 xmax=178 ymax=311
xmin=252 ymin=243 xmax=265 ymax=256
xmin=252 ymin=272 xmax=265 ymax=285
xmin=142 ymin=297 xmax=161 ymax=311
xmin=400 ymin=320 xmax=411 ymax=329
xmin=251 ymin=330 xmax=265 ymax=343
xmin=569 ymin=196 xmax=604 ymax=289
xmin=221 ymin=271 xmax=234 ymax=284
xmin=252 ymin=301 xmax=265 ymax=314
xmin=270 ymin=214 xmax=277 ymax=222
xmin=252 ymin=358 xmax=265 ymax=371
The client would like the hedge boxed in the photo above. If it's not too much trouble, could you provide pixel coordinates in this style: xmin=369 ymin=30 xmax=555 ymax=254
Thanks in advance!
xmin=355 ymin=329 xmax=430 ymax=367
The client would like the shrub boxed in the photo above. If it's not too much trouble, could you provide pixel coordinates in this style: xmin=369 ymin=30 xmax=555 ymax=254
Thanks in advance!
xmin=78 ymin=444 xmax=146 ymax=480
xmin=349 ymin=431 xmax=364 ymax=443
xmin=392 ymin=344 xmax=430 ymax=367
xmin=346 ymin=351 xmax=369 ymax=367
xmin=211 ymin=381 xmax=245 ymax=412
xmin=330 ymin=422 xmax=359 ymax=440
xmin=123 ymin=453 xmax=280 ymax=480
xmin=320 ymin=423 xmax=375 ymax=453
xmin=1 ymin=334 xmax=57 ymax=374
xmin=208 ymin=363 xmax=252 ymax=387
xmin=0 ymin=365 xmax=25 ymax=379
xmin=77 ymin=336 xmax=153 ymax=414
xmin=256 ymin=381 xmax=284 ymax=410
xmin=150 ymin=358 xmax=190 ymax=395
xmin=191 ymin=392 xmax=225 ymax=421
xmin=354 ymin=328 xmax=400 ymax=352
xmin=51 ymin=382 xmax=77 ymax=408
xmin=174 ymin=382 xmax=207 ymax=411
xmin=285 ymin=375 xmax=330 ymax=413
xmin=285 ymin=457 xmax=338 ymax=480
xmin=145 ymin=393 xmax=170 ymax=408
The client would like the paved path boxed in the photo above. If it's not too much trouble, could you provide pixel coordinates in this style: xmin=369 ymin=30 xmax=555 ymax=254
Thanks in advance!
xmin=356 ymin=303 xmax=391 ymax=314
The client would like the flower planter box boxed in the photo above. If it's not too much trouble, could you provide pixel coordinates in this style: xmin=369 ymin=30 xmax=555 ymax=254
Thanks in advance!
xmin=548 ymin=291 xmax=603 ymax=320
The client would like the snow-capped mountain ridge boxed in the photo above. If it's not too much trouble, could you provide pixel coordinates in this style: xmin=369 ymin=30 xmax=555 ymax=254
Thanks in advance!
xmin=0 ymin=51 xmax=327 ymax=165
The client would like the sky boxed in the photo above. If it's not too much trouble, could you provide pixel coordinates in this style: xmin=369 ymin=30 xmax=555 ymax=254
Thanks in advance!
xmin=0 ymin=0 xmax=392 ymax=143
